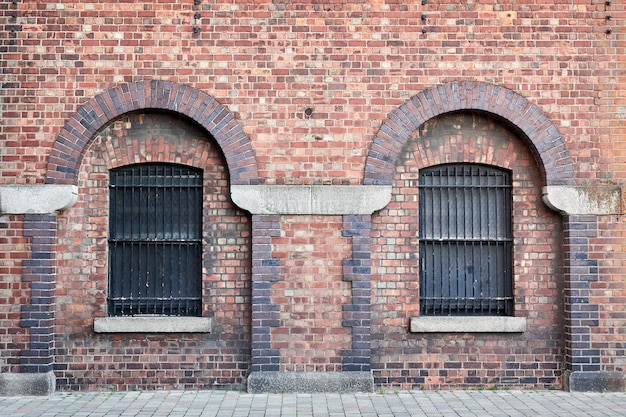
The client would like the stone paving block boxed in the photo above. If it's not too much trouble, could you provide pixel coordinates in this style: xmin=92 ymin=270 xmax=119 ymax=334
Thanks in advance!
xmin=2 ymin=390 xmax=626 ymax=416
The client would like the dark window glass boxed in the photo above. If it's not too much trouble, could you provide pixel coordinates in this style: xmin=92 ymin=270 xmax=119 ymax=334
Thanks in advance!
xmin=108 ymin=163 xmax=203 ymax=316
xmin=419 ymin=164 xmax=513 ymax=316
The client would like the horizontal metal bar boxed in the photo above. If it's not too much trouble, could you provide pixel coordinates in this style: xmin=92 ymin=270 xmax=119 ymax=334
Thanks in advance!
xmin=421 ymin=297 xmax=513 ymax=301
xmin=419 ymin=238 xmax=513 ymax=243
xmin=109 ymin=297 xmax=201 ymax=301
xmin=108 ymin=239 xmax=202 ymax=243
xmin=110 ymin=184 xmax=202 ymax=189
xmin=419 ymin=185 xmax=511 ymax=189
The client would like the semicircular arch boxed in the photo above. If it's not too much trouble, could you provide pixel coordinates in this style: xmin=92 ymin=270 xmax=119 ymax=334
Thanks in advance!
xmin=364 ymin=81 xmax=575 ymax=187
xmin=45 ymin=80 xmax=258 ymax=185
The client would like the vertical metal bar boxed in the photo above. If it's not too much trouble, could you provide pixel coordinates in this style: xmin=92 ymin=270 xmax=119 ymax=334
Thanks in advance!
xmin=182 ymin=168 xmax=187 ymax=315
xmin=110 ymin=174 xmax=114 ymax=315
xmin=426 ymin=171 xmax=431 ymax=314
xmin=505 ymin=172 xmax=509 ymax=314
xmin=450 ymin=167 xmax=455 ymax=314
xmin=470 ymin=167 xmax=475 ymax=314
xmin=442 ymin=169 xmax=448 ymax=315
xmin=494 ymin=172 xmax=500 ymax=315
xmin=118 ymin=170 xmax=122 ymax=315
xmin=419 ymin=172 xmax=425 ymax=314
xmin=458 ymin=169 xmax=462 ymax=313
xmin=137 ymin=166 xmax=143 ymax=315
xmin=496 ymin=170 xmax=500 ymax=314
xmin=431 ymin=171 xmax=435 ymax=315
xmin=480 ymin=168 xmax=485 ymax=314
xmin=131 ymin=168 xmax=136 ymax=315
xmin=112 ymin=171 xmax=117 ymax=315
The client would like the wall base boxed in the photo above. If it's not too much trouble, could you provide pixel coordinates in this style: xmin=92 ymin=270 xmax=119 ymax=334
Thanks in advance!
xmin=563 ymin=371 xmax=625 ymax=392
xmin=0 ymin=371 xmax=56 ymax=396
xmin=247 ymin=371 xmax=374 ymax=393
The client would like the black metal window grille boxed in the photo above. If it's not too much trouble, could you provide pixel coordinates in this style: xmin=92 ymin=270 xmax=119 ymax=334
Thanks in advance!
xmin=108 ymin=163 xmax=203 ymax=317
xmin=419 ymin=164 xmax=513 ymax=316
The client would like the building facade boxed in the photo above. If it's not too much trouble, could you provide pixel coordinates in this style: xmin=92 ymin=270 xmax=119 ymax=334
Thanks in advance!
xmin=1 ymin=0 xmax=625 ymax=394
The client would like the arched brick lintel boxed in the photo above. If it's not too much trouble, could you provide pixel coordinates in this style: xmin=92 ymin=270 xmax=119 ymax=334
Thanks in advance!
xmin=45 ymin=80 xmax=259 ymax=185
xmin=364 ymin=81 xmax=576 ymax=187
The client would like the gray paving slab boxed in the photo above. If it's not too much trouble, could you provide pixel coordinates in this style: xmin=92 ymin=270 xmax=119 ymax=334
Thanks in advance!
xmin=1 ymin=390 xmax=626 ymax=416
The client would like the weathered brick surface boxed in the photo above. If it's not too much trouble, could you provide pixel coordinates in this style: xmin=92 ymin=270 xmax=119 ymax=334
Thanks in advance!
xmin=364 ymin=82 xmax=576 ymax=186
xmin=3 ymin=0 xmax=621 ymax=187
xmin=20 ymin=214 xmax=57 ymax=374
xmin=0 ymin=216 xmax=30 ymax=373
xmin=371 ymin=113 xmax=563 ymax=389
xmin=54 ymin=112 xmax=251 ymax=390
xmin=593 ymin=217 xmax=626 ymax=374
xmin=563 ymin=215 xmax=601 ymax=373
xmin=342 ymin=215 xmax=372 ymax=372
xmin=250 ymin=214 xmax=281 ymax=373
xmin=269 ymin=216 xmax=351 ymax=372
xmin=45 ymin=81 xmax=259 ymax=185
xmin=0 ymin=0 xmax=625 ymax=391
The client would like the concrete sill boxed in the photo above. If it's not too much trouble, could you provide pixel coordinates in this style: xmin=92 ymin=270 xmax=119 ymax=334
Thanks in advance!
xmin=94 ymin=316 xmax=212 ymax=333
xmin=410 ymin=316 xmax=526 ymax=333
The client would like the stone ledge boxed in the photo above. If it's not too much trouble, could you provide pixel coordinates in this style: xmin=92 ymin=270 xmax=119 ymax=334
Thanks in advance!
xmin=94 ymin=316 xmax=212 ymax=333
xmin=231 ymin=185 xmax=392 ymax=215
xmin=410 ymin=316 xmax=526 ymax=333
xmin=564 ymin=370 xmax=626 ymax=392
xmin=543 ymin=185 xmax=622 ymax=215
xmin=0 ymin=371 xmax=55 ymax=396
xmin=247 ymin=371 xmax=374 ymax=393
xmin=0 ymin=185 xmax=78 ymax=214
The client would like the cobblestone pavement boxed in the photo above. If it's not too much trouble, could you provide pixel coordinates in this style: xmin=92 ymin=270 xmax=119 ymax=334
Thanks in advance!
xmin=2 ymin=390 xmax=626 ymax=417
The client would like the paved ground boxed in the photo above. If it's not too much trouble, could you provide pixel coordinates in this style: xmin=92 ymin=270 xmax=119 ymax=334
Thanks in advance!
xmin=2 ymin=389 xmax=626 ymax=416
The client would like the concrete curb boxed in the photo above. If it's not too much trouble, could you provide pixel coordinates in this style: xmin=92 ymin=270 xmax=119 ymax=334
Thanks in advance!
xmin=247 ymin=371 xmax=374 ymax=393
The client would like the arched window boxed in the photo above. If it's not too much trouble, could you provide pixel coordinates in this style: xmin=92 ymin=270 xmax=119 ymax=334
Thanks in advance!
xmin=419 ymin=164 xmax=513 ymax=316
xmin=108 ymin=163 xmax=203 ymax=317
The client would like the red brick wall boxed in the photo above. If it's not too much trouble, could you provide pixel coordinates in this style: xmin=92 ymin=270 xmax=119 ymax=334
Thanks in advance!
xmin=0 ymin=216 xmax=29 ymax=373
xmin=372 ymin=112 xmax=563 ymax=389
xmin=54 ymin=112 xmax=252 ymax=390
xmin=270 ymin=216 xmax=351 ymax=372
xmin=1 ymin=0 xmax=625 ymax=391
xmin=593 ymin=217 xmax=626 ymax=374
xmin=2 ymin=0 xmax=622 ymax=186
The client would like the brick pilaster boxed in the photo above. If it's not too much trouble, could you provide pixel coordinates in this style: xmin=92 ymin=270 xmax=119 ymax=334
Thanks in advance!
xmin=563 ymin=215 xmax=600 ymax=373
xmin=342 ymin=215 xmax=372 ymax=372
xmin=20 ymin=214 xmax=57 ymax=373
xmin=250 ymin=214 xmax=281 ymax=372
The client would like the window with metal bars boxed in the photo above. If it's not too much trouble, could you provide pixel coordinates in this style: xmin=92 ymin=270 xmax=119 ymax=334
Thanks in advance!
xmin=419 ymin=164 xmax=513 ymax=316
xmin=108 ymin=163 xmax=203 ymax=317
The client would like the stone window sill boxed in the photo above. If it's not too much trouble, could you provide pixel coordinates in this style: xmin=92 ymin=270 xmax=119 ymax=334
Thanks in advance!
xmin=410 ymin=316 xmax=526 ymax=333
xmin=94 ymin=316 xmax=212 ymax=333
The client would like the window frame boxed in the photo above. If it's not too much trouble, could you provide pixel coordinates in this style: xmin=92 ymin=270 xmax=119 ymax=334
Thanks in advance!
xmin=418 ymin=163 xmax=514 ymax=317
xmin=106 ymin=163 xmax=204 ymax=318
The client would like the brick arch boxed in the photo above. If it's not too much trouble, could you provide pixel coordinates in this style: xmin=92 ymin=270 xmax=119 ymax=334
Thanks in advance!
xmin=45 ymin=80 xmax=259 ymax=185
xmin=364 ymin=81 xmax=575 ymax=187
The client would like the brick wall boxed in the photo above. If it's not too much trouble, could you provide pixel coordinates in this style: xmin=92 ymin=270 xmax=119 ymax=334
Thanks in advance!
xmin=0 ymin=216 xmax=29 ymax=373
xmin=594 ymin=218 xmax=626 ymax=373
xmin=270 ymin=215 xmax=351 ymax=372
xmin=54 ymin=112 xmax=251 ymax=390
xmin=2 ymin=0 xmax=622 ymax=186
xmin=0 ymin=0 xmax=625 ymax=392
